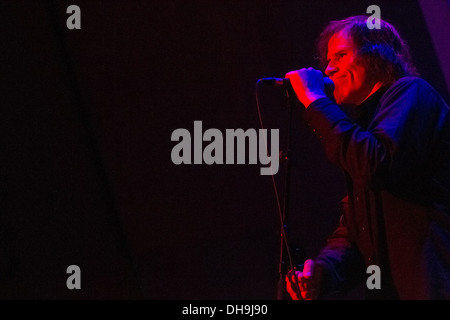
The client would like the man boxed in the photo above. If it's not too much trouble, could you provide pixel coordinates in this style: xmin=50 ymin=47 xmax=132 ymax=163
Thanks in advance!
xmin=285 ymin=15 xmax=450 ymax=299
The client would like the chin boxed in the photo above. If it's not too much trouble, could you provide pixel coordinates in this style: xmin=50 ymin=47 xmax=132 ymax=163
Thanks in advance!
xmin=334 ymin=88 xmax=355 ymax=106
xmin=333 ymin=93 xmax=345 ymax=105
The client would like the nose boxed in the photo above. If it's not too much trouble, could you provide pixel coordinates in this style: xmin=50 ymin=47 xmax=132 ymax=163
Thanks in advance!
xmin=325 ymin=62 xmax=338 ymax=77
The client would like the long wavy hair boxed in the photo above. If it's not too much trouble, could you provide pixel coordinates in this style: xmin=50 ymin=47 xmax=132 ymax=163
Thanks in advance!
xmin=316 ymin=15 xmax=419 ymax=85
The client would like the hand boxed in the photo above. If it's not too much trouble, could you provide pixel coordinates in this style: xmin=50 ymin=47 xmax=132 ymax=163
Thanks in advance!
xmin=285 ymin=259 xmax=323 ymax=300
xmin=285 ymin=68 xmax=327 ymax=107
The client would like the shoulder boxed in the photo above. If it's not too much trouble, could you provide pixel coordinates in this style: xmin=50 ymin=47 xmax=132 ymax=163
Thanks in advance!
xmin=384 ymin=77 xmax=433 ymax=96
xmin=381 ymin=77 xmax=448 ymax=109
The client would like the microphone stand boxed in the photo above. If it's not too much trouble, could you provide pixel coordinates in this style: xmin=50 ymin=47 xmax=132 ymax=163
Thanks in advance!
xmin=258 ymin=76 xmax=333 ymax=299
xmin=276 ymin=89 xmax=301 ymax=300
xmin=255 ymin=78 xmax=302 ymax=300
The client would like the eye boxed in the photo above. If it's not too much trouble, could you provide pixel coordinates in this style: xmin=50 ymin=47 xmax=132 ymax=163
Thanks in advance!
xmin=338 ymin=52 xmax=347 ymax=58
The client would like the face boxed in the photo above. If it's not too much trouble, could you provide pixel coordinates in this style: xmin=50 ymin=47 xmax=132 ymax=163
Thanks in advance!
xmin=325 ymin=30 xmax=380 ymax=106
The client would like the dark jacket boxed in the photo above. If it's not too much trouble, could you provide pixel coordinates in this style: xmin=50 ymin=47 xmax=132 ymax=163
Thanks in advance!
xmin=304 ymin=77 xmax=450 ymax=299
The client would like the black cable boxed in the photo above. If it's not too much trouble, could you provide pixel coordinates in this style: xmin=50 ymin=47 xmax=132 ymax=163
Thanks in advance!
xmin=44 ymin=0 xmax=143 ymax=298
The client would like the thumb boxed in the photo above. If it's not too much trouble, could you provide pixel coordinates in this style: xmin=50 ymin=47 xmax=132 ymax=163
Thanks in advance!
xmin=302 ymin=259 xmax=315 ymax=279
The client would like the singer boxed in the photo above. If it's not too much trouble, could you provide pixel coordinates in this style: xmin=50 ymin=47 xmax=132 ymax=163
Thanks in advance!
xmin=284 ymin=15 xmax=450 ymax=300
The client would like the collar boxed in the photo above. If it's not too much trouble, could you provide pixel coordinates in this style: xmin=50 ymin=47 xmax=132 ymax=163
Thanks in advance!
xmin=340 ymin=86 xmax=388 ymax=129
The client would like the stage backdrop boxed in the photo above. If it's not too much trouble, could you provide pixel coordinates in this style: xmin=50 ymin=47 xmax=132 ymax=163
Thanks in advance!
xmin=1 ymin=0 xmax=448 ymax=299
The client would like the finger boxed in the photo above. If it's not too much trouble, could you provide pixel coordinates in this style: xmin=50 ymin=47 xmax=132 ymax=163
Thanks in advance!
xmin=286 ymin=270 xmax=301 ymax=287
xmin=285 ymin=71 xmax=297 ymax=79
xmin=287 ymin=269 xmax=300 ymax=279
xmin=286 ymin=280 xmax=301 ymax=300
xmin=285 ymin=270 xmax=302 ymax=299
xmin=302 ymin=259 xmax=315 ymax=279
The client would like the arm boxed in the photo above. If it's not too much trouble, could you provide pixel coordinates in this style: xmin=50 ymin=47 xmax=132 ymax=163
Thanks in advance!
xmin=304 ymin=78 xmax=445 ymax=191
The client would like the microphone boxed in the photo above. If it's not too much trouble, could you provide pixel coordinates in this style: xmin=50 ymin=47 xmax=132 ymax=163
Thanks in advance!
xmin=259 ymin=77 xmax=335 ymax=100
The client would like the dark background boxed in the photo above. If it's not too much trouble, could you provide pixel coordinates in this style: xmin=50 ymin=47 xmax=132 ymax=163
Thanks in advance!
xmin=1 ymin=0 xmax=448 ymax=299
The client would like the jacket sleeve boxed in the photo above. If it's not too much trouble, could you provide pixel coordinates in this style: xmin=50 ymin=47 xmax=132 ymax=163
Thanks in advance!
xmin=303 ymin=78 xmax=446 ymax=191
xmin=314 ymin=195 xmax=366 ymax=296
